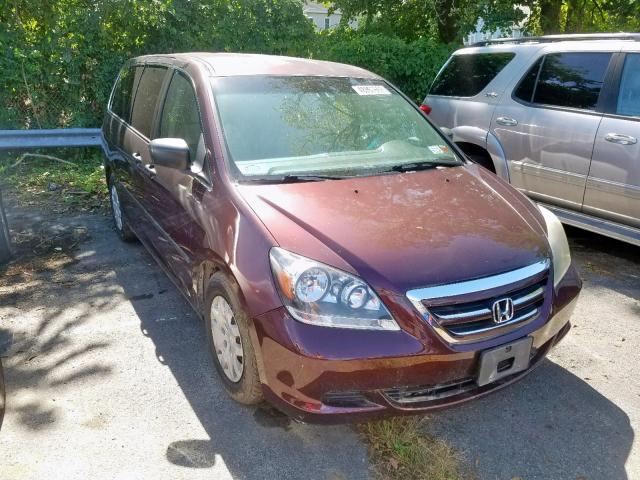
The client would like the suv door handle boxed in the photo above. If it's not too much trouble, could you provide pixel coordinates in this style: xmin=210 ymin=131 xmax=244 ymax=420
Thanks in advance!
xmin=496 ymin=116 xmax=518 ymax=126
xmin=485 ymin=92 xmax=499 ymax=98
xmin=605 ymin=133 xmax=637 ymax=145
xmin=132 ymin=152 xmax=143 ymax=163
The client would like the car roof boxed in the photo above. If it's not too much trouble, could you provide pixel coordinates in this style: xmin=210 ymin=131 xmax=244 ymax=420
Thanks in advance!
xmin=455 ymin=34 xmax=640 ymax=55
xmin=131 ymin=52 xmax=382 ymax=79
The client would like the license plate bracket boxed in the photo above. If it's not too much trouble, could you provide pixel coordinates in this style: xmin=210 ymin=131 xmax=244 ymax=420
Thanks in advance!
xmin=477 ymin=337 xmax=533 ymax=387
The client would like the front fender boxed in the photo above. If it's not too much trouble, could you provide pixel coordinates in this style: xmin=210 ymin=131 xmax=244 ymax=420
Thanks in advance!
xmin=450 ymin=126 xmax=510 ymax=182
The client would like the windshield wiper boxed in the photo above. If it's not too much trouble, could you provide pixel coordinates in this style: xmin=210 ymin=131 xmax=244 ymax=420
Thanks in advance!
xmin=387 ymin=160 xmax=458 ymax=173
xmin=244 ymin=173 xmax=354 ymax=184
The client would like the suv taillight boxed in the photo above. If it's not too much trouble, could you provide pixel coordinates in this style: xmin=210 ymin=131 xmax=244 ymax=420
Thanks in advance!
xmin=419 ymin=104 xmax=432 ymax=115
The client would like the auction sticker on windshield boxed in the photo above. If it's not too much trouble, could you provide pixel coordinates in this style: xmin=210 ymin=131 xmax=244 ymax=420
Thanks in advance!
xmin=352 ymin=85 xmax=391 ymax=96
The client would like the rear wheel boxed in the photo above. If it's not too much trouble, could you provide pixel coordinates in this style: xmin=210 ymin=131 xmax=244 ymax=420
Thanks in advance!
xmin=205 ymin=273 xmax=262 ymax=405
xmin=108 ymin=177 xmax=136 ymax=242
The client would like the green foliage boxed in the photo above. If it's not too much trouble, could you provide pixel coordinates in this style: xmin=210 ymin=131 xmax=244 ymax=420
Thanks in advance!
xmin=312 ymin=31 xmax=455 ymax=103
xmin=8 ymin=0 xmax=636 ymax=132
xmin=330 ymin=0 xmax=528 ymax=43
xmin=0 ymin=149 xmax=106 ymax=210
xmin=0 ymin=0 xmax=315 ymax=129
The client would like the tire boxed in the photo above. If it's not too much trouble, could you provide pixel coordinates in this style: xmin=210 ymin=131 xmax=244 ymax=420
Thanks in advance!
xmin=108 ymin=176 xmax=136 ymax=242
xmin=204 ymin=273 xmax=263 ymax=405
xmin=0 ymin=189 xmax=11 ymax=264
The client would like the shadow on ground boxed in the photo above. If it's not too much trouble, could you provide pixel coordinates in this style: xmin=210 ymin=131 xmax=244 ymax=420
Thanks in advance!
xmin=109 ymin=237 xmax=368 ymax=480
xmin=426 ymin=359 xmax=633 ymax=479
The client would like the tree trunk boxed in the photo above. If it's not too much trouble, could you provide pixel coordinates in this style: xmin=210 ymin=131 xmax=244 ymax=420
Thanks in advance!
xmin=0 ymin=189 xmax=11 ymax=264
xmin=435 ymin=0 xmax=458 ymax=43
xmin=564 ymin=0 xmax=583 ymax=32
xmin=539 ymin=0 xmax=563 ymax=34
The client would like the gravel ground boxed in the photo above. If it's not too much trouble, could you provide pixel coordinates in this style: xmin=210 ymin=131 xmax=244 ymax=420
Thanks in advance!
xmin=0 ymin=202 xmax=638 ymax=480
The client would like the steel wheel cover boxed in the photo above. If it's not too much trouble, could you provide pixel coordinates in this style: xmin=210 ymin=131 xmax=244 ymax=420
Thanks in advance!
xmin=210 ymin=296 xmax=244 ymax=383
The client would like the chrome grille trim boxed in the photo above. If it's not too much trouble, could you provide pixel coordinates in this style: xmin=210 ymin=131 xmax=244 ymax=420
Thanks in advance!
xmin=513 ymin=286 xmax=544 ymax=307
xmin=406 ymin=259 xmax=550 ymax=344
xmin=406 ymin=259 xmax=550 ymax=307
xmin=446 ymin=308 xmax=539 ymax=336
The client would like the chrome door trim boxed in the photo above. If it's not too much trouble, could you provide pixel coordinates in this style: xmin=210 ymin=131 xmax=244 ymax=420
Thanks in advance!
xmin=509 ymin=161 xmax=587 ymax=187
xmin=538 ymin=202 xmax=640 ymax=246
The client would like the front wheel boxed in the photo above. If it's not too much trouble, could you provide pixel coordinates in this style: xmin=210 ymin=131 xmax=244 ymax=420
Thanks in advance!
xmin=205 ymin=273 xmax=263 ymax=405
xmin=108 ymin=178 xmax=136 ymax=242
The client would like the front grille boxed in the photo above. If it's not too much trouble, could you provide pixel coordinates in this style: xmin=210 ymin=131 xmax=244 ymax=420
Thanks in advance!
xmin=384 ymin=378 xmax=476 ymax=404
xmin=406 ymin=260 xmax=550 ymax=344
xmin=429 ymin=278 xmax=546 ymax=338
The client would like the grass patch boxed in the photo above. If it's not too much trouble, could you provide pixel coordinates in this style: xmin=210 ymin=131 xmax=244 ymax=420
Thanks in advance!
xmin=0 ymin=148 xmax=107 ymax=213
xmin=359 ymin=416 xmax=472 ymax=480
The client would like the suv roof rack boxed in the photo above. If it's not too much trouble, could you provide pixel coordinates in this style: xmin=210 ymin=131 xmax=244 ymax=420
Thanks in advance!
xmin=470 ymin=32 xmax=640 ymax=47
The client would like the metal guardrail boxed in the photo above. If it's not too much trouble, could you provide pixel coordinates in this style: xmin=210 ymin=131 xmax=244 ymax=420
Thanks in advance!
xmin=0 ymin=128 xmax=101 ymax=150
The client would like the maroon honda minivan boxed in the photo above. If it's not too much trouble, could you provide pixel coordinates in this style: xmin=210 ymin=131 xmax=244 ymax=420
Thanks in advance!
xmin=101 ymin=53 xmax=581 ymax=422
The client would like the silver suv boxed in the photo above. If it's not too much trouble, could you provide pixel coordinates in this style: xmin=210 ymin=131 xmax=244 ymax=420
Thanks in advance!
xmin=423 ymin=33 xmax=640 ymax=246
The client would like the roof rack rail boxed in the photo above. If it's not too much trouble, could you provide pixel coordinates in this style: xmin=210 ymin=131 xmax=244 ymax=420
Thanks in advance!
xmin=470 ymin=32 xmax=640 ymax=47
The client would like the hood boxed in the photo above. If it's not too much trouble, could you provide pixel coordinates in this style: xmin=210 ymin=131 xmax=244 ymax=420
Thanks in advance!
xmin=236 ymin=165 xmax=550 ymax=295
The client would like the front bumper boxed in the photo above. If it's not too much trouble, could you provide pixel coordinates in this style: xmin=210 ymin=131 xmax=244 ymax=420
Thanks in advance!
xmin=251 ymin=264 xmax=581 ymax=423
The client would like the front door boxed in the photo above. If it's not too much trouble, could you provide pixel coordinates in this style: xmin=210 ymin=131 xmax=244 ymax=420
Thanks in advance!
xmin=148 ymin=69 xmax=210 ymax=301
xmin=492 ymin=51 xmax=614 ymax=210
xmin=583 ymin=52 xmax=640 ymax=228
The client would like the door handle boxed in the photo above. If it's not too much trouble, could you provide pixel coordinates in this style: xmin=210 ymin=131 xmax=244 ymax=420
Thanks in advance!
xmin=604 ymin=133 xmax=637 ymax=145
xmin=485 ymin=92 xmax=499 ymax=98
xmin=496 ymin=116 xmax=518 ymax=126
xmin=132 ymin=152 xmax=143 ymax=163
xmin=145 ymin=164 xmax=156 ymax=176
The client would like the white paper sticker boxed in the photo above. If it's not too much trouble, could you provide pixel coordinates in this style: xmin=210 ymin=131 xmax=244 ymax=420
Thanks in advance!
xmin=352 ymin=85 xmax=391 ymax=96
xmin=428 ymin=145 xmax=451 ymax=155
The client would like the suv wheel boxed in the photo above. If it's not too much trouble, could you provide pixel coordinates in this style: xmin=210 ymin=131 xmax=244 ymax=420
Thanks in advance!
xmin=108 ymin=177 xmax=136 ymax=242
xmin=205 ymin=273 xmax=262 ymax=405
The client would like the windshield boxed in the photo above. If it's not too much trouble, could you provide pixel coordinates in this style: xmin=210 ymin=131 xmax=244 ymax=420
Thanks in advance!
xmin=211 ymin=76 xmax=462 ymax=180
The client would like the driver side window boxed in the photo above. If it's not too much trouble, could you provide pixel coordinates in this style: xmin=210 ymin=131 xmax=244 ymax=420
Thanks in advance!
xmin=158 ymin=71 xmax=207 ymax=176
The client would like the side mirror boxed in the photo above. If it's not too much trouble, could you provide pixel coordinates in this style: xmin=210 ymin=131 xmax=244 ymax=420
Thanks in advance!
xmin=149 ymin=138 xmax=190 ymax=170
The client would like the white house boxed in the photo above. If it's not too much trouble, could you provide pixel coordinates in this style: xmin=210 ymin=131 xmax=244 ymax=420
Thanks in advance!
xmin=303 ymin=2 xmax=353 ymax=31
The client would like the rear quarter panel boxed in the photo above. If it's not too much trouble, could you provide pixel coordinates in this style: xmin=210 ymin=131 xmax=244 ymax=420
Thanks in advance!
xmin=424 ymin=46 xmax=539 ymax=133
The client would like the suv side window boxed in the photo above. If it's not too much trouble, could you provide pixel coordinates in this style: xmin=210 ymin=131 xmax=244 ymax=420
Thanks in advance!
xmin=110 ymin=66 xmax=137 ymax=122
xmin=517 ymin=52 xmax=611 ymax=111
xmin=513 ymin=57 xmax=543 ymax=103
xmin=130 ymin=66 xmax=168 ymax=138
xmin=430 ymin=53 xmax=515 ymax=97
xmin=158 ymin=71 xmax=206 ymax=174
xmin=616 ymin=53 xmax=640 ymax=117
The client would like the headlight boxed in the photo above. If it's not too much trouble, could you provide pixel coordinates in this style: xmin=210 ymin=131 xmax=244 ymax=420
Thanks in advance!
xmin=538 ymin=206 xmax=571 ymax=287
xmin=269 ymin=247 xmax=400 ymax=331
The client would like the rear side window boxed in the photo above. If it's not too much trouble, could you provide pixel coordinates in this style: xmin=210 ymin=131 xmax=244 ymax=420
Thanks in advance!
xmin=524 ymin=52 xmax=612 ymax=111
xmin=110 ymin=67 xmax=137 ymax=122
xmin=158 ymin=72 xmax=205 ymax=171
xmin=430 ymin=53 xmax=515 ymax=97
xmin=130 ymin=66 xmax=167 ymax=138
xmin=616 ymin=53 xmax=640 ymax=117
xmin=514 ymin=57 xmax=543 ymax=102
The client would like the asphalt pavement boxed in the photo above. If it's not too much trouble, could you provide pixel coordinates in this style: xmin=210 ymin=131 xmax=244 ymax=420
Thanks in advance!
xmin=0 ymin=205 xmax=638 ymax=480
